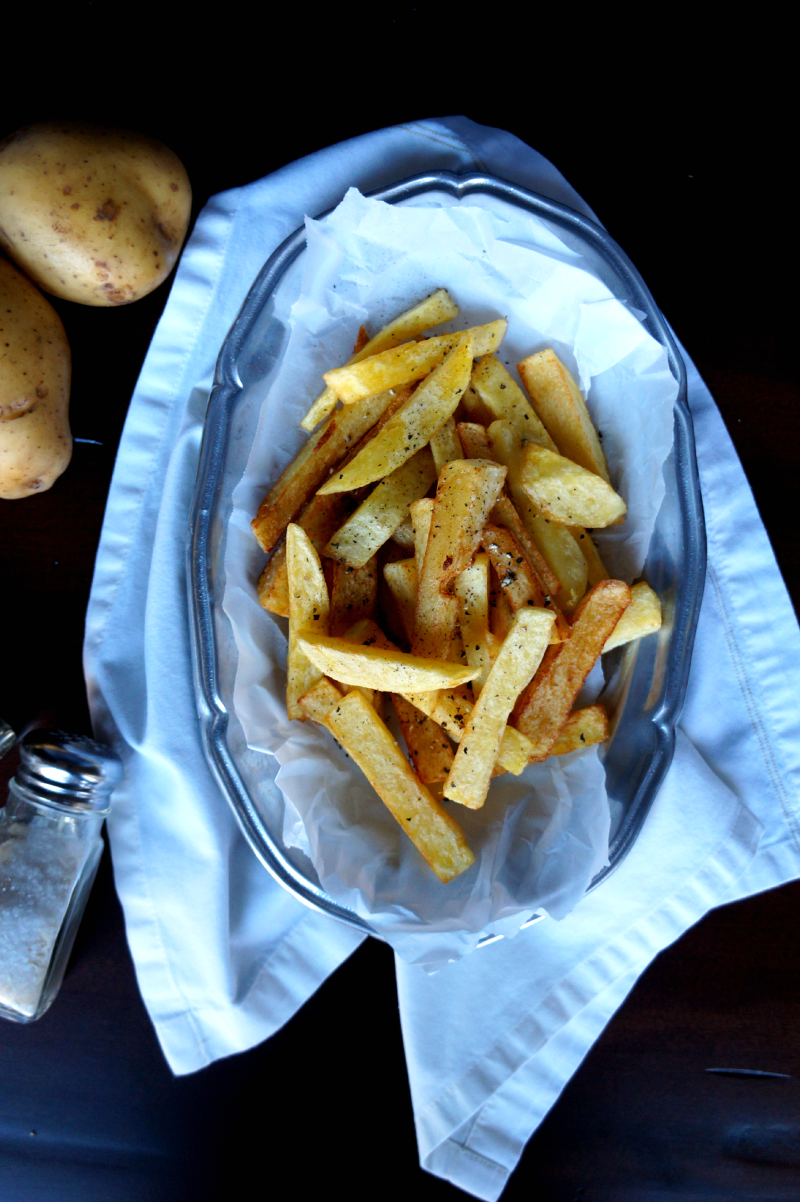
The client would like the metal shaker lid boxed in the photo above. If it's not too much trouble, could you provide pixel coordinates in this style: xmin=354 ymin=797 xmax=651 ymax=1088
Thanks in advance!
xmin=13 ymin=729 xmax=123 ymax=813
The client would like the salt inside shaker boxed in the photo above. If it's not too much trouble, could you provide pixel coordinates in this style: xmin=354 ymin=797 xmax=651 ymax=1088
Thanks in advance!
xmin=0 ymin=729 xmax=122 ymax=1023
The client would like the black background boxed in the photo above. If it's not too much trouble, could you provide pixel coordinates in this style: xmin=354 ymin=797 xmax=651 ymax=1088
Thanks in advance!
xmin=1 ymin=11 xmax=798 ymax=1201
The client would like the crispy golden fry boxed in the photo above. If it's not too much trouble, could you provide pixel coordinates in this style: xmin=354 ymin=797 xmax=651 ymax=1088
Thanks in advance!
xmin=318 ymin=336 xmax=474 ymax=494
xmin=469 ymin=355 xmax=557 ymax=449
xmin=488 ymin=420 xmax=587 ymax=610
xmin=323 ymin=446 xmax=436 ymax=568
xmin=548 ymin=705 xmax=609 ymax=756
xmin=444 ymin=608 xmax=556 ymax=807
xmin=409 ymin=497 xmax=434 ymax=581
xmin=430 ymin=689 xmax=534 ymax=776
xmin=413 ymin=458 xmax=507 ymax=661
xmin=298 ymin=677 xmax=345 ymax=725
xmin=286 ymin=524 xmax=330 ymax=720
xmin=323 ymin=690 xmax=474 ymax=883
xmin=300 ymin=289 xmax=460 ymax=432
xmin=569 ymin=526 xmax=609 ymax=587
xmin=298 ymin=632 xmax=478 ymax=693
xmin=517 ymin=349 xmax=610 ymax=483
xmin=252 ymin=388 xmax=400 ymax=554
xmin=382 ymin=558 xmax=417 ymax=643
xmin=391 ymin=693 xmax=454 ymax=784
xmin=490 ymin=494 xmax=561 ymax=599
xmin=603 ymin=581 xmax=661 ymax=652
xmin=391 ymin=514 xmax=415 ymax=551
xmin=459 ymin=381 xmax=495 ymax=426
xmin=456 ymin=421 xmax=493 ymax=460
xmin=480 ymin=521 xmax=546 ymax=610
xmin=258 ymin=492 xmax=352 ymax=617
xmin=514 ymin=579 xmax=631 ymax=759
xmin=328 ymin=557 xmax=378 ymax=637
xmin=520 ymin=445 xmax=626 ymax=528
xmin=429 ymin=416 xmax=464 ymax=474
xmin=323 ymin=320 xmax=506 ymax=404
xmin=489 ymin=570 xmax=516 ymax=641
xmin=454 ymin=553 xmax=493 ymax=693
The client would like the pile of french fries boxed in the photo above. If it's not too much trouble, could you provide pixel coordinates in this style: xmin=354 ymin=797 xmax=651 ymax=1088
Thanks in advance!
xmin=252 ymin=290 xmax=662 ymax=885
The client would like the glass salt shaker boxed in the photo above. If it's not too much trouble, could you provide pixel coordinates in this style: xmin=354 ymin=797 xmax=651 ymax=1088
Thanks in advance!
xmin=0 ymin=729 xmax=122 ymax=1023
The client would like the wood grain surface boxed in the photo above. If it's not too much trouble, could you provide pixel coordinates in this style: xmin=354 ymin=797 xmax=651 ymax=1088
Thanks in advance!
xmin=0 ymin=14 xmax=796 ymax=1201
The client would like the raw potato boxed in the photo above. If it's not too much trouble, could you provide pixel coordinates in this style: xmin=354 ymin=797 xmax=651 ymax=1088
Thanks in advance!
xmin=0 ymin=123 xmax=191 ymax=306
xmin=0 ymin=256 xmax=71 ymax=499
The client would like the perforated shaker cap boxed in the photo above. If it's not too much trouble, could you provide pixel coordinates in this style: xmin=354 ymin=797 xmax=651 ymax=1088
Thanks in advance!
xmin=12 ymin=729 xmax=123 ymax=813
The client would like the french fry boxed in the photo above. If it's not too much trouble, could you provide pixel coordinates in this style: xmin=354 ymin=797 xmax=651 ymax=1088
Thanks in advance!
xmin=298 ymin=632 xmax=478 ymax=693
xmin=517 ymin=348 xmax=610 ymax=483
xmin=328 ymin=557 xmax=378 ymax=637
xmin=300 ymin=289 xmax=460 ymax=432
xmin=340 ymin=617 xmax=434 ymax=716
xmin=459 ymin=380 xmax=495 ymax=425
xmin=469 ymin=355 xmax=557 ymax=449
xmin=514 ymin=579 xmax=631 ymax=759
xmin=286 ymin=524 xmax=330 ymax=720
xmin=453 ymin=554 xmax=493 ymax=693
xmin=603 ymin=582 xmax=661 ymax=652
xmin=431 ymin=689 xmax=534 ymax=776
xmin=391 ymin=514 xmax=415 ymax=551
xmin=322 ymin=690 xmax=474 ymax=883
xmin=323 ymin=446 xmax=436 ymax=568
xmin=391 ymin=693 xmax=454 ymax=784
xmin=520 ymin=445 xmax=626 ymax=528
xmin=489 ymin=570 xmax=515 ymax=641
xmin=488 ymin=420 xmax=587 ymax=610
xmin=298 ymin=677 xmax=345 ymax=725
xmin=569 ymin=526 xmax=609 ymax=587
xmin=409 ymin=497 xmax=434 ymax=581
xmin=382 ymin=558 xmax=417 ymax=643
xmin=258 ymin=492 xmax=352 ymax=617
xmin=456 ymin=421 xmax=494 ymax=460
xmin=444 ymin=608 xmax=556 ymax=808
xmin=548 ymin=705 xmax=608 ymax=756
xmin=480 ymin=521 xmax=546 ymax=610
xmin=323 ymin=320 xmax=506 ymax=404
xmin=252 ymin=387 xmax=400 ymax=554
xmin=413 ymin=458 xmax=507 ymax=662
xmin=318 ymin=336 xmax=475 ymax=494
xmin=490 ymin=495 xmax=562 ymax=599
xmin=429 ymin=416 xmax=464 ymax=474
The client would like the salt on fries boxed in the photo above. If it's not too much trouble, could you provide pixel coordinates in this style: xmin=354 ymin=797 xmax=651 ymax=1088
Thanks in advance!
xmin=251 ymin=290 xmax=662 ymax=883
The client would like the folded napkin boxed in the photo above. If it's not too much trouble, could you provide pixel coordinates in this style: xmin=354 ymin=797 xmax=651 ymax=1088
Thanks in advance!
xmin=83 ymin=117 xmax=800 ymax=1199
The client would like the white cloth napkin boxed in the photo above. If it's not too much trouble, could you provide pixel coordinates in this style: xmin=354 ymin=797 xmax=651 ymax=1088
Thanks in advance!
xmin=83 ymin=117 xmax=800 ymax=1199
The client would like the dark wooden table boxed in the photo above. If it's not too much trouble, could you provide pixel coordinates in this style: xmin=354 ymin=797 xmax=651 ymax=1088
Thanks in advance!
xmin=1 ymin=19 xmax=797 ymax=1201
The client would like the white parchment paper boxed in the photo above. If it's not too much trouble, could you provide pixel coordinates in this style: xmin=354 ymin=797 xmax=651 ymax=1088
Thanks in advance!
xmin=222 ymin=189 xmax=677 ymax=969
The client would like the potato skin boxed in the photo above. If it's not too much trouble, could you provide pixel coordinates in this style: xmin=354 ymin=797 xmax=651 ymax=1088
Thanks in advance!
xmin=0 ymin=122 xmax=191 ymax=306
xmin=0 ymin=255 xmax=71 ymax=499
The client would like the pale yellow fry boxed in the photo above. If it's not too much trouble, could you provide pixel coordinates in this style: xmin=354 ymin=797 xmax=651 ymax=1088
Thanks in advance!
xmin=300 ymin=289 xmax=460 ymax=432
xmin=391 ymin=515 xmax=415 ymax=551
xmin=517 ymin=349 xmax=610 ymax=483
xmin=382 ymin=558 xmax=417 ymax=643
xmin=444 ymin=608 xmax=555 ymax=808
xmin=469 ymin=355 xmax=557 ymax=449
xmin=298 ymin=632 xmax=478 ymax=693
xmin=286 ymin=524 xmax=330 ymax=720
xmin=323 ymin=321 xmax=506 ymax=403
xmin=603 ymin=582 xmax=661 ymax=652
xmin=430 ymin=688 xmax=534 ymax=775
xmin=323 ymin=690 xmax=474 ymax=883
xmin=298 ymin=677 xmax=345 ymax=724
xmin=409 ymin=497 xmax=434 ymax=581
xmin=455 ymin=421 xmax=493 ymax=459
xmin=323 ymin=446 xmax=436 ymax=568
xmin=454 ymin=554 xmax=493 ymax=694
xmin=488 ymin=420 xmax=587 ymax=611
xmin=429 ymin=416 xmax=464 ymax=474
xmin=548 ymin=705 xmax=608 ymax=756
xmin=328 ymin=557 xmax=378 ymax=637
xmin=569 ymin=526 xmax=609 ymax=587
xmin=318 ymin=336 xmax=475 ymax=494
xmin=413 ymin=458 xmax=507 ymax=661
xmin=520 ymin=445 xmax=627 ymax=528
